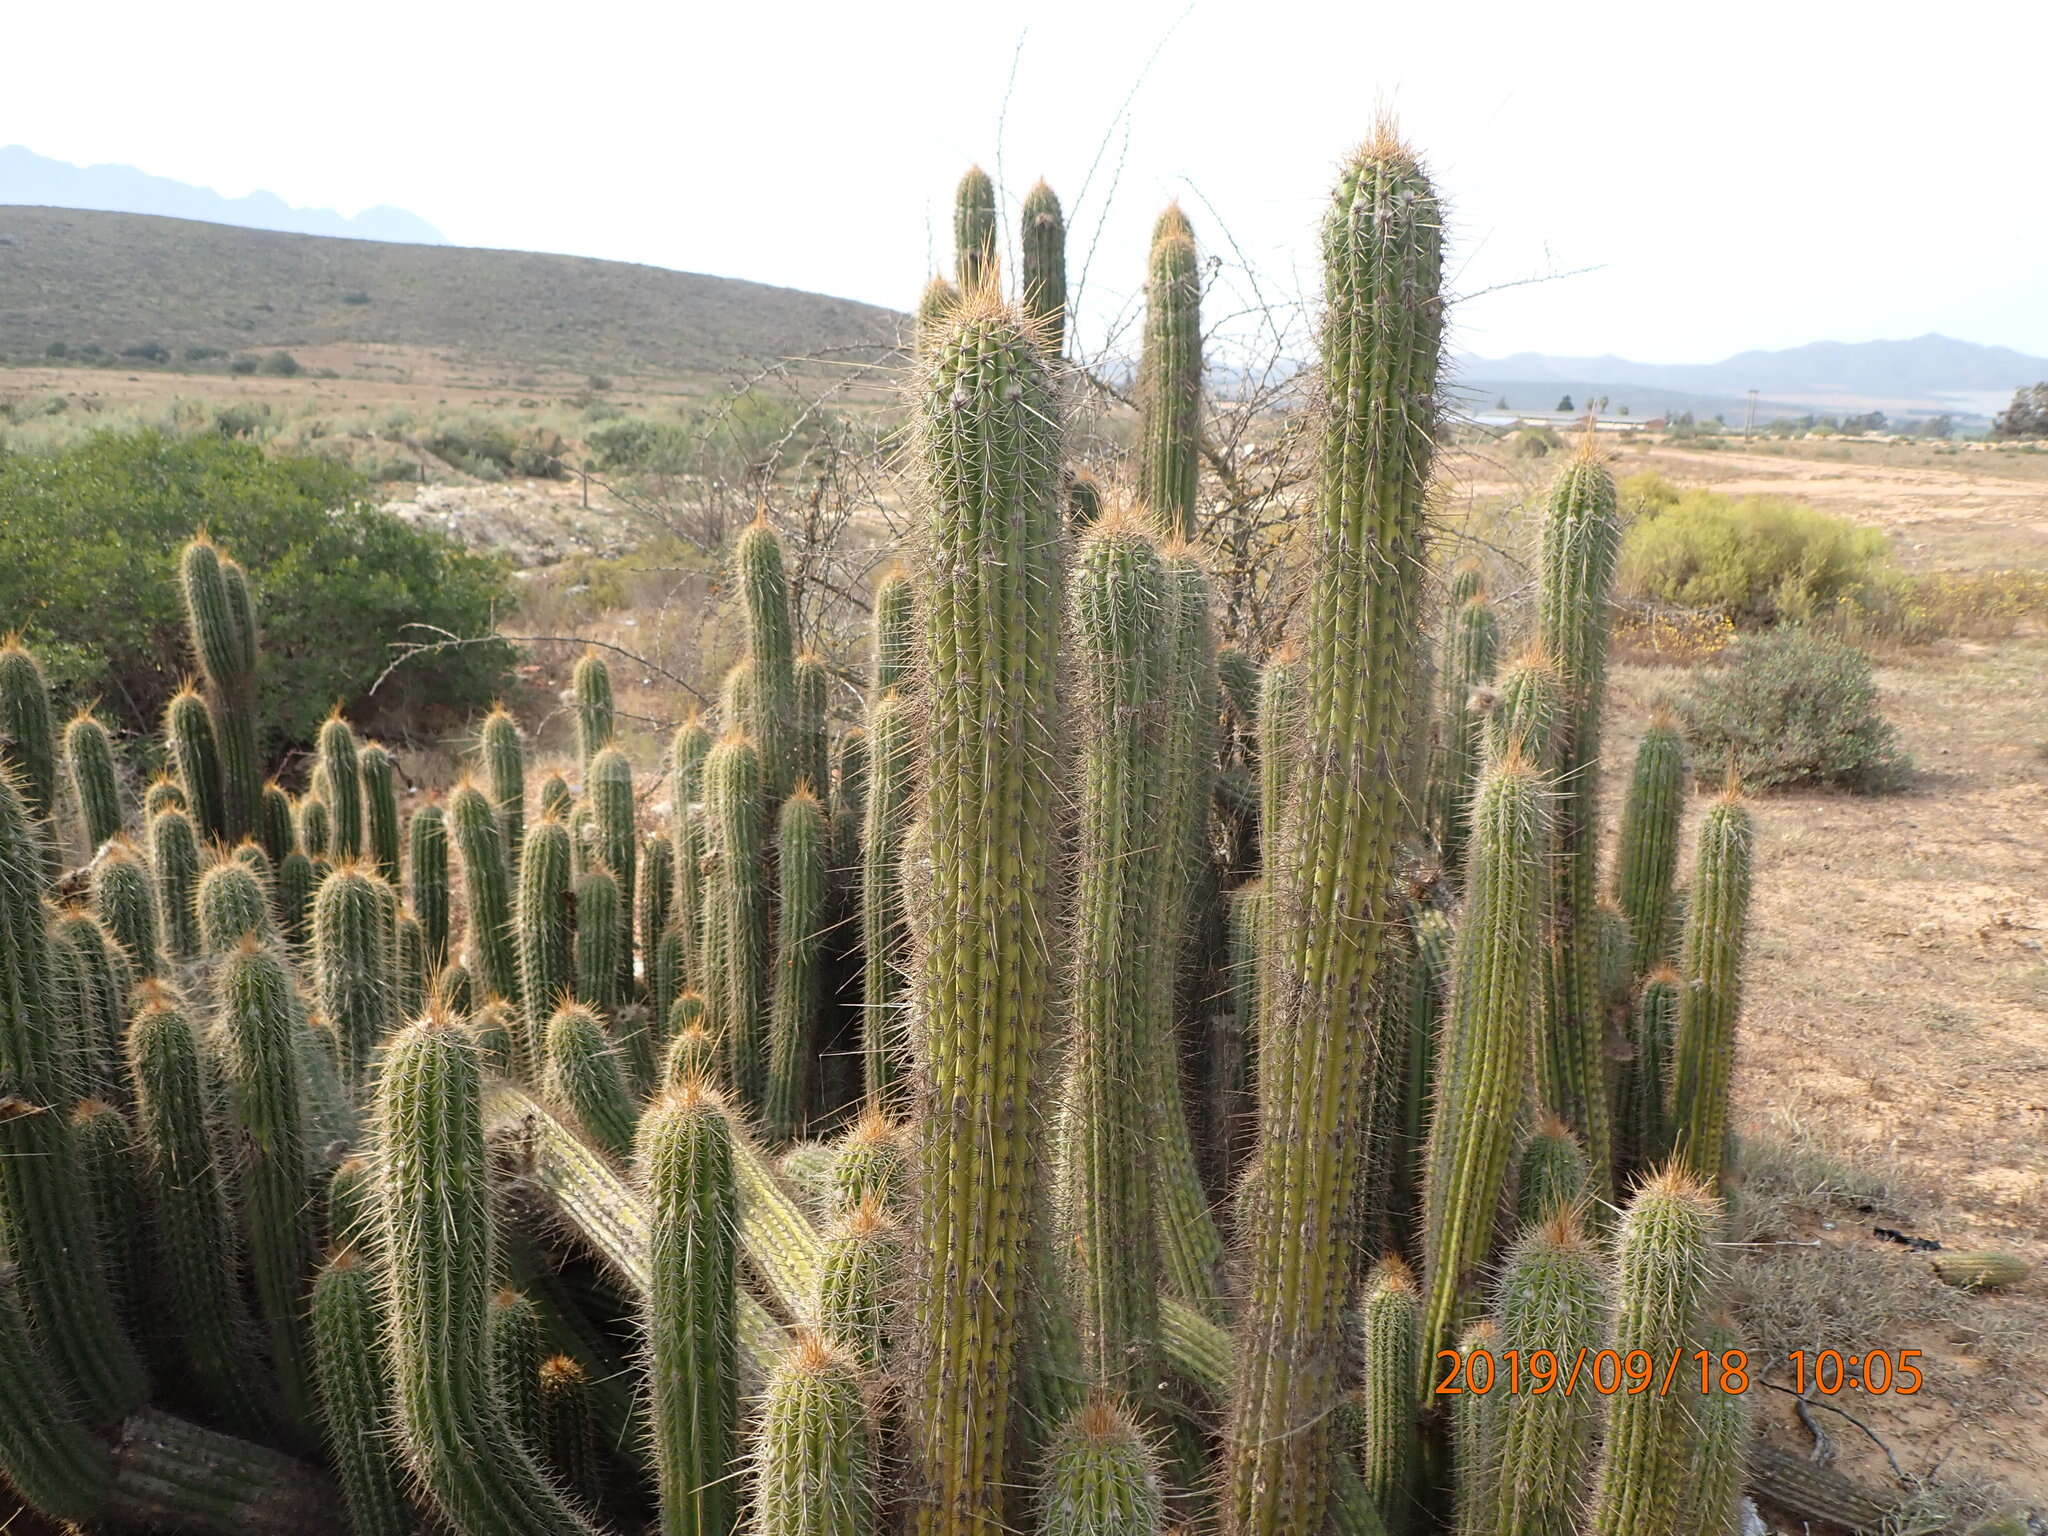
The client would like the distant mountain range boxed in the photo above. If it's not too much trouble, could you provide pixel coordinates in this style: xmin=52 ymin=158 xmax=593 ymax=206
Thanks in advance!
xmin=0 ymin=145 xmax=444 ymax=245
xmin=1460 ymin=333 xmax=2048 ymax=422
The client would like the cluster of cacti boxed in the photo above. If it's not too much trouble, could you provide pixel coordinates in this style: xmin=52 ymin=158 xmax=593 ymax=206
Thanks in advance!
xmin=0 ymin=128 xmax=1772 ymax=1536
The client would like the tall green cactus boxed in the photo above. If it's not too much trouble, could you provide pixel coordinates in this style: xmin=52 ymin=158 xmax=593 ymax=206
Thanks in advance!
xmin=449 ymin=782 xmax=521 ymax=1024
xmin=746 ymin=1332 xmax=876 ymax=1536
xmin=588 ymin=746 xmax=637 ymax=999
xmin=1614 ymin=714 xmax=1687 ymax=976
xmin=859 ymin=688 xmax=914 ymax=1109
xmin=373 ymin=1013 xmax=603 ymax=1536
xmin=642 ymin=834 xmax=677 ymax=1019
xmin=297 ymin=793 xmax=332 ymax=861
xmin=1488 ymin=1210 xmax=1607 ymax=1536
xmin=573 ymin=650 xmax=616 ymax=770
xmin=871 ymin=567 xmax=917 ymax=694
xmin=1056 ymin=516 xmax=1169 ymax=1395
xmin=313 ymin=864 xmax=397 ymax=1092
xmin=179 ymin=539 xmax=261 ymax=841
xmin=1674 ymin=1315 xmax=1752 ymax=1536
xmin=916 ymin=276 xmax=960 ymax=359
xmin=1585 ymin=1169 xmax=1722 ymax=1536
xmin=954 ymin=164 xmax=998 ymax=290
xmin=1138 ymin=206 xmax=1203 ymax=540
xmin=1430 ymin=589 xmax=1500 ymax=881
xmin=544 ymin=1002 xmax=638 ymax=1162
xmin=1669 ymin=793 xmax=1754 ymax=1186
xmin=481 ymin=705 xmax=527 ymax=877
xmin=148 ymin=803 xmax=202 ymax=960
xmin=0 ymin=640 xmax=59 ymax=854
xmin=1484 ymin=649 xmax=1565 ymax=770
xmin=737 ymin=523 xmax=798 ymax=809
xmin=816 ymin=1195 xmax=899 ymax=1370
xmin=52 ymin=909 xmax=128 ymax=1101
xmin=0 ymin=1262 xmax=116 ymax=1523
xmin=316 ymin=714 xmax=363 ymax=862
xmin=74 ymin=1097 xmax=148 ymax=1334
xmin=311 ymin=1250 xmax=415 ymax=1536
xmin=1616 ymin=969 xmax=1680 ymax=1182
xmin=765 ymin=788 xmax=827 ymax=1142
xmin=1358 ymin=1257 xmax=1421 ymax=1532
xmin=573 ymin=865 xmax=623 ymax=1015
xmin=1037 ymin=1398 xmax=1165 ymax=1536
xmin=518 ymin=814 xmax=576 ymax=1073
xmin=640 ymin=1081 xmax=739 ymax=1536
xmin=669 ymin=716 xmax=712 ymax=997
xmin=360 ymin=743 xmax=402 ymax=887
xmin=538 ymin=1355 xmax=605 ymax=1509
xmin=705 ymin=734 xmax=767 ymax=1107
xmin=214 ymin=936 xmax=318 ymax=1429
xmin=260 ymin=780 xmax=296 ymax=864
xmin=197 ymin=858 xmax=273 ymax=953
xmin=793 ymin=652 xmax=830 ymax=803
xmin=487 ymin=1286 xmax=548 ymax=1458
xmin=1535 ymin=444 xmax=1623 ymax=1194
xmin=166 ymin=687 xmax=229 ymax=846
xmin=1020 ymin=179 xmax=1068 ymax=356
xmin=144 ymin=775 xmax=185 ymax=818
xmin=65 ymin=708 xmax=123 ymax=852
xmin=91 ymin=838 xmax=160 ymax=980
xmin=1516 ymin=1112 xmax=1591 ymax=1229
xmin=905 ymin=291 xmax=1064 ymax=1536
xmin=409 ymin=802 xmax=451 ymax=971
xmin=1228 ymin=133 xmax=1442 ymax=1536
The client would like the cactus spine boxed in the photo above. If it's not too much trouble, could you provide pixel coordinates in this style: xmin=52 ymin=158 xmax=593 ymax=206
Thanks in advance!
xmin=360 ymin=743 xmax=401 ymax=886
xmin=313 ymin=864 xmax=397 ymax=1092
xmin=705 ymin=735 xmax=767 ymax=1106
xmin=1138 ymin=207 xmax=1203 ymax=540
xmin=214 ymin=936 xmax=318 ymax=1427
xmin=573 ymin=650 xmax=616 ymax=770
xmin=1488 ymin=1211 xmax=1607 ymax=1536
xmin=518 ymin=814 xmax=576 ymax=1072
xmin=954 ymin=164 xmax=998 ymax=290
xmin=1535 ymin=446 xmax=1623 ymax=1193
xmin=1585 ymin=1170 xmax=1721 ymax=1536
xmin=641 ymin=1082 xmax=739 ymax=1536
xmin=450 ymin=782 xmax=521 ymax=1024
xmin=374 ymin=1014 xmax=602 ymax=1536
xmin=92 ymin=838 xmax=161 ymax=979
xmin=1020 ymin=179 xmax=1068 ymax=356
xmin=318 ymin=714 xmax=363 ymax=862
xmin=482 ymin=706 xmax=527 ymax=876
xmin=746 ymin=1332 xmax=876 ymax=1536
xmin=1038 ymin=1398 xmax=1166 ymax=1536
xmin=737 ymin=523 xmax=798 ymax=809
xmin=1418 ymin=756 xmax=1547 ymax=1381
xmin=66 ymin=708 xmax=123 ymax=851
xmin=1358 ymin=1257 xmax=1421 ymax=1531
xmin=1615 ymin=716 xmax=1687 ymax=976
xmin=1056 ymin=517 xmax=1169 ymax=1394
xmin=1669 ymin=794 xmax=1754 ymax=1186
xmin=544 ymin=1002 xmax=638 ymax=1161
xmin=1227 ymin=133 xmax=1442 ymax=1536
xmin=167 ymin=686 xmax=229 ymax=845
xmin=1431 ymin=589 xmax=1499 ymax=880
xmin=906 ymin=292 xmax=1064 ymax=1536
xmin=765 ymin=788 xmax=827 ymax=1142
xmin=312 ymin=1250 xmax=415 ymax=1536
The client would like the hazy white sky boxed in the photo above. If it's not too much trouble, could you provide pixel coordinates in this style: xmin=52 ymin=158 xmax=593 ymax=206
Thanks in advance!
xmin=11 ymin=0 xmax=2045 ymax=363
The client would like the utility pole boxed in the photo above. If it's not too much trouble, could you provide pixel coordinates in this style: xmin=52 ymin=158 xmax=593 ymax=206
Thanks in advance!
xmin=1745 ymin=389 xmax=1758 ymax=439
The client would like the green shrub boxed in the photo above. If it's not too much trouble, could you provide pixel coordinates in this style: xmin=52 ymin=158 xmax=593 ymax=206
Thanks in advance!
xmin=45 ymin=341 xmax=69 ymax=359
xmin=1619 ymin=489 xmax=1889 ymax=626
xmin=1511 ymin=425 xmax=1562 ymax=458
xmin=0 ymin=430 xmax=513 ymax=750
xmin=1675 ymin=630 xmax=1910 ymax=793
xmin=228 ymin=355 xmax=259 ymax=375
xmin=258 ymin=350 xmax=302 ymax=377
xmin=586 ymin=416 xmax=692 ymax=473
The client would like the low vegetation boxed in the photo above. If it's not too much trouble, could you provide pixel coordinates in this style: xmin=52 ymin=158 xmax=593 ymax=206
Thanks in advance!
xmin=1676 ymin=629 xmax=1911 ymax=793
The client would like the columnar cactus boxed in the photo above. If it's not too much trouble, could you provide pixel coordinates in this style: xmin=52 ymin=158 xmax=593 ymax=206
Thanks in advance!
xmin=0 ymin=641 xmax=59 ymax=846
xmin=518 ymin=815 xmax=577 ymax=1072
xmin=831 ymin=1109 xmax=906 ymax=1213
xmin=540 ymin=772 xmax=574 ymax=822
xmin=573 ymin=650 xmax=616 ymax=770
xmin=745 ymin=1332 xmax=877 ymax=1536
xmin=1227 ymin=132 xmax=1443 ymax=1536
xmin=1585 ymin=1170 xmax=1722 ymax=1536
xmin=481 ymin=706 xmax=527 ymax=877
xmin=1535 ymin=445 xmax=1623 ymax=1194
xmin=409 ymin=802 xmax=451 ymax=971
xmin=73 ymin=1098 xmax=148 ymax=1334
xmin=705 ymin=734 xmax=767 ymax=1107
xmin=816 ymin=1195 xmax=899 ymax=1370
xmin=197 ymin=859 xmax=273 ymax=953
xmin=765 ymin=788 xmax=827 ymax=1142
xmin=144 ymin=775 xmax=185 ymax=817
xmin=318 ymin=714 xmax=364 ymax=862
xmin=1516 ymin=1112 xmax=1591 ymax=1228
xmin=1450 ymin=1320 xmax=1503 ymax=1536
xmin=954 ymin=164 xmax=999 ymax=291
xmin=215 ymin=936 xmax=318 ymax=1428
xmin=1358 ymin=1257 xmax=1421 ymax=1531
xmin=859 ymin=689 xmax=914 ymax=1108
xmin=538 ymin=1355 xmax=605 ymax=1508
xmin=1673 ymin=1316 xmax=1752 ymax=1536
xmin=313 ymin=864 xmax=397 ymax=1092
xmin=669 ymin=716 xmax=712 ymax=994
xmin=1020 ymin=179 xmax=1068 ymax=356
xmin=1037 ymin=1398 xmax=1166 ymax=1536
xmin=1418 ymin=755 xmax=1547 ymax=1383
xmin=0 ymin=1263 xmax=117 ymax=1523
xmin=179 ymin=539 xmax=261 ymax=841
xmin=311 ymin=1250 xmax=415 ymax=1536
xmin=1488 ymin=1210 xmax=1607 ymax=1536
xmin=91 ymin=838 xmax=161 ymax=979
xmin=1614 ymin=715 xmax=1687 ymax=976
xmin=544 ymin=1001 xmax=638 ymax=1161
xmin=1430 ymin=589 xmax=1500 ymax=880
xmin=1056 ymin=516 xmax=1169 ymax=1394
xmin=737 ymin=523 xmax=798 ymax=809
xmin=793 ymin=653 xmax=830 ymax=806
xmin=353 ymin=743 xmax=398 ymax=887
xmin=166 ymin=686 xmax=229 ymax=845
xmin=449 ymin=782 xmax=521 ymax=1027
xmin=65 ymin=708 xmax=123 ymax=852
xmin=487 ymin=1286 xmax=548 ymax=1457
xmin=52 ymin=909 xmax=129 ymax=1100
xmin=916 ymin=277 xmax=960 ymax=359
xmin=259 ymin=780 xmax=296 ymax=864
xmin=1484 ymin=649 xmax=1565 ymax=769
xmin=1617 ymin=968 xmax=1680 ymax=1182
xmin=641 ymin=834 xmax=676 ymax=1018
xmin=573 ymin=866 xmax=623 ymax=1015
xmin=640 ymin=1081 xmax=739 ymax=1536
xmin=587 ymin=746 xmax=637 ymax=995
xmin=905 ymin=292 xmax=1064 ymax=1536
xmin=1669 ymin=793 xmax=1754 ymax=1186
xmin=1138 ymin=207 xmax=1203 ymax=540
xmin=298 ymin=793 xmax=333 ymax=860
xmin=374 ymin=1014 xmax=602 ymax=1536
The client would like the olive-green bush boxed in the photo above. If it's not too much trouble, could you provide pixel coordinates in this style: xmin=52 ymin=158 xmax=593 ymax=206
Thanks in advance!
xmin=1619 ymin=487 xmax=1889 ymax=627
xmin=1676 ymin=629 xmax=1911 ymax=793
